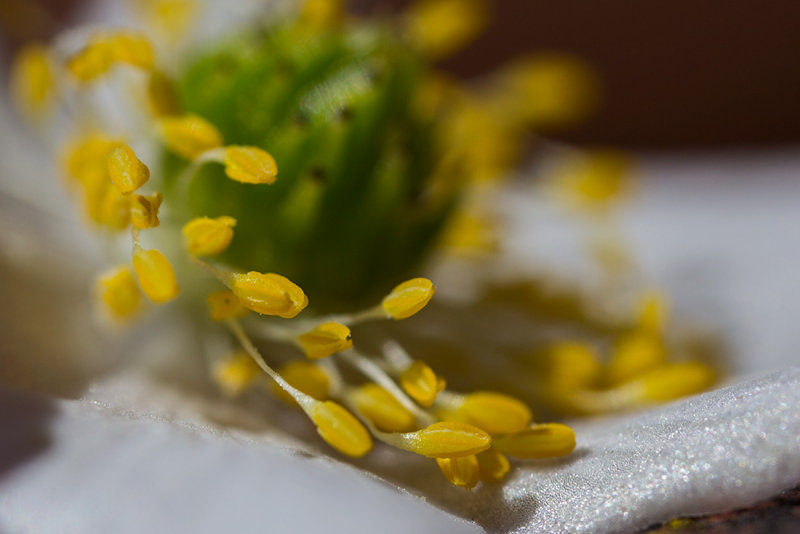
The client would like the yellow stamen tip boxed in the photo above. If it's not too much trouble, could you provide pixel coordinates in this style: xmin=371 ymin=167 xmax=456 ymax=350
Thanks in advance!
xmin=229 ymin=271 xmax=308 ymax=318
xmin=206 ymin=290 xmax=250 ymax=322
xmin=66 ymin=41 xmax=113 ymax=83
xmin=401 ymin=421 xmax=491 ymax=458
xmin=160 ymin=114 xmax=223 ymax=160
xmin=607 ymin=331 xmax=665 ymax=387
xmin=98 ymin=186 xmax=132 ymax=229
xmin=309 ymin=400 xmax=373 ymax=457
xmin=297 ymin=322 xmax=352 ymax=360
xmin=182 ymin=216 xmax=236 ymax=256
xmin=477 ymin=447 xmax=510 ymax=483
xmin=108 ymin=32 xmax=155 ymax=70
xmin=548 ymin=342 xmax=602 ymax=389
xmin=381 ymin=277 xmax=436 ymax=320
xmin=132 ymin=248 xmax=179 ymax=303
xmin=107 ymin=145 xmax=150 ymax=194
xmin=437 ymin=455 xmax=480 ymax=490
xmin=130 ymin=192 xmax=163 ymax=230
xmin=351 ymin=383 xmax=416 ymax=433
xmin=271 ymin=361 xmax=330 ymax=407
xmin=213 ymin=351 xmax=261 ymax=396
xmin=10 ymin=44 xmax=56 ymax=117
xmin=223 ymin=146 xmax=278 ymax=185
xmin=636 ymin=362 xmax=716 ymax=402
xmin=493 ymin=423 xmax=576 ymax=459
xmin=399 ymin=360 xmax=445 ymax=407
xmin=96 ymin=267 xmax=141 ymax=321
xmin=299 ymin=0 xmax=344 ymax=29
xmin=454 ymin=391 xmax=533 ymax=436
xmin=406 ymin=0 xmax=488 ymax=60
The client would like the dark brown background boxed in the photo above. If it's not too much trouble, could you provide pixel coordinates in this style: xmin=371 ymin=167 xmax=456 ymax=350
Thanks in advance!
xmin=3 ymin=0 xmax=800 ymax=149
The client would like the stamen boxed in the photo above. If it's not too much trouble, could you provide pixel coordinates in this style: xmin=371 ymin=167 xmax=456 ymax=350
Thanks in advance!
xmin=350 ymin=383 xmax=416 ymax=432
xmin=379 ymin=421 xmax=491 ymax=458
xmin=399 ymin=359 xmax=445 ymax=407
xmin=271 ymin=361 xmax=331 ymax=406
xmin=160 ymin=114 xmax=223 ymax=160
xmin=213 ymin=351 xmax=262 ymax=396
xmin=492 ymin=423 xmax=576 ymax=459
xmin=10 ymin=44 xmax=56 ymax=118
xmin=307 ymin=401 xmax=373 ymax=458
xmin=548 ymin=342 xmax=601 ymax=389
xmin=339 ymin=349 xmax=434 ymax=424
xmin=130 ymin=192 xmax=163 ymax=229
xmin=182 ymin=216 xmax=237 ymax=256
xmin=297 ymin=322 xmax=352 ymax=359
xmin=606 ymin=331 xmax=665 ymax=387
xmin=108 ymin=32 xmax=155 ymax=70
xmin=442 ymin=391 xmax=532 ymax=436
xmin=107 ymin=145 xmax=150 ymax=194
xmin=381 ymin=277 xmax=436 ymax=320
xmin=95 ymin=266 xmax=141 ymax=321
xmin=634 ymin=362 xmax=716 ymax=403
xmin=223 ymin=146 xmax=278 ymax=185
xmin=98 ymin=186 xmax=133 ymax=229
xmin=226 ymin=320 xmax=371 ymax=457
xmin=132 ymin=245 xmax=180 ymax=303
xmin=477 ymin=447 xmax=510 ymax=482
xmin=66 ymin=41 xmax=113 ymax=83
xmin=436 ymin=455 xmax=480 ymax=490
xmin=228 ymin=271 xmax=308 ymax=318
xmin=405 ymin=0 xmax=488 ymax=60
xmin=299 ymin=0 xmax=344 ymax=29
xmin=207 ymin=290 xmax=250 ymax=322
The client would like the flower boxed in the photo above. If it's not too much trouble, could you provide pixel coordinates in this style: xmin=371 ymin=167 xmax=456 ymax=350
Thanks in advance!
xmin=6 ymin=0 xmax=717 ymax=492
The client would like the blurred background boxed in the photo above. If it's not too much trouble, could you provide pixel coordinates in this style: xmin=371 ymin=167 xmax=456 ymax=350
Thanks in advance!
xmin=2 ymin=0 xmax=799 ymax=149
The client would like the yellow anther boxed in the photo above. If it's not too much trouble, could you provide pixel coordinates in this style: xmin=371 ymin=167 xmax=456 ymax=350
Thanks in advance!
xmin=182 ymin=216 xmax=237 ymax=256
xmin=299 ymin=0 xmax=344 ymax=29
xmin=137 ymin=0 xmax=197 ymax=38
xmin=406 ymin=0 xmax=488 ymax=60
xmin=308 ymin=400 xmax=373 ymax=457
xmin=441 ymin=212 xmax=498 ymax=253
xmin=634 ymin=362 xmax=716 ymax=403
xmin=552 ymin=150 xmax=632 ymax=211
xmin=108 ymin=32 xmax=155 ymax=69
xmin=64 ymin=134 xmax=119 ymax=184
xmin=493 ymin=423 xmax=576 ymax=459
xmin=98 ymin=186 xmax=132 ymax=229
xmin=399 ymin=360 xmax=445 ymax=407
xmin=107 ymin=145 xmax=150 ymax=194
xmin=548 ymin=342 xmax=602 ymax=389
xmin=147 ymin=70 xmax=180 ymax=117
xmin=381 ymin=277 xmax=436 ymax=320
xmin=96 ymin=267 xmax=141 ymax=321
xmin=66 ymin=41 xmax=113 ymax=83
xmin=223 ymin=146 xmax=278 ymax=185
xmin=207 ymin=290 xmax=249 ymax=322
xmin=452 ymin=391 xmax=533 ymax=436
xmin=607 ymin=331 xmax=665 ymax=387
xmin=477 ymin=447 xmax=510 ymax=483
xmin=436 ymin=455 xmax=480 ymax=490
xmin=10 ymin=44 xmax=56 ymax=118
xmin=351 ymin=383 xmax=416 ymax=433
xmin=398 ymin=421 xmax=491 ymax=458
xmin=271 ymin=361 xmax=330 ymax=406
xmin=637 ymin=290 xmax=669 ymax=335
xmin=160 ymin=114 xmax=223 ymax=159
xmin=229 ymin=271 xmax=308 ymax=318
xmin=130 ymin=192 xmax=163 ymax=229
xmin=496 ymin=54 xmax=598 ymax=127
xmin=212 ymin=351 xmax=261 ymax=396
xmin=132 ymin=247 xmax=179 ymax=303
xmin=297 ymin=322 xmax=352 ymax=360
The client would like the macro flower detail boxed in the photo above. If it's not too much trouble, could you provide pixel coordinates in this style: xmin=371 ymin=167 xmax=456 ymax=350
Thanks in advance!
xmin=7 ymin=0 xmax=721 ymax=494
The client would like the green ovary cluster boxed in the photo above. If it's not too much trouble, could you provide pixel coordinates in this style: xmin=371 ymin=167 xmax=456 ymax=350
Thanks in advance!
xmin=164 ymin=20 xmax=456 ymax=311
